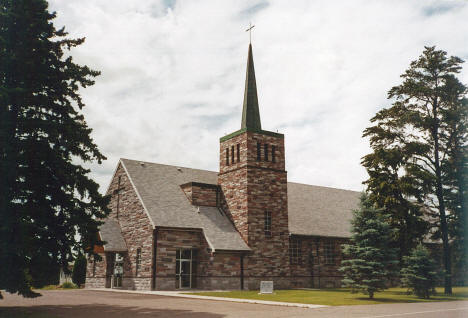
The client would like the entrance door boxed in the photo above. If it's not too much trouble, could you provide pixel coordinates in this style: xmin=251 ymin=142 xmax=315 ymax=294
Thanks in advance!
xmin=180 ymin=260 xmax=191 ymax=288
xmin=113 ymin=253 xmax=123 ymax=288
xmin=175 ymin=249 xmax=197 ymax=289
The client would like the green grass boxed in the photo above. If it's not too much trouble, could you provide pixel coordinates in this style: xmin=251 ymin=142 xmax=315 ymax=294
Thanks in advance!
xmin=35 ymin=282 xmax=78 ymax=290
xmin=188 ymin=287 xmax=468 ymax=306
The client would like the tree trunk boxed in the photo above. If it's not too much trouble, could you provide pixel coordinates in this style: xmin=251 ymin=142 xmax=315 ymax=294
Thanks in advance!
xmin=432 ymin=102 xmax=452 ymax=295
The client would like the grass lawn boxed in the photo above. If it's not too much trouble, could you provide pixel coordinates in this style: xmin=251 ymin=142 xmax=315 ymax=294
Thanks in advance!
xmin=35 ymin=283 xmax=79 ymax=290
xmin=188 ymin=287 xmax=468 ymax=306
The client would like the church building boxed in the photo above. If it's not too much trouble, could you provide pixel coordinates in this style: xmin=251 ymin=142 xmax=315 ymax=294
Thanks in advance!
xmin=85 ymin=44 xmax=360 ymax=291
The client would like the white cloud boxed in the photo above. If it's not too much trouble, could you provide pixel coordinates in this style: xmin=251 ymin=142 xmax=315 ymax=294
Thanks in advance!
xmin=49 ymin=0 xmax=468 ymax=192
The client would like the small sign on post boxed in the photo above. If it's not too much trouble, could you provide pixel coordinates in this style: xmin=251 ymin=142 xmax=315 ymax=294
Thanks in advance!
xmin=259 ymin=281 xmax=274 ymax=294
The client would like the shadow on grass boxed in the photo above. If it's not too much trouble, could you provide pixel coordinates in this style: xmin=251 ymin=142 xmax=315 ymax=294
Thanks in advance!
xmin=0 ymin=303 xmax=226 ymax=318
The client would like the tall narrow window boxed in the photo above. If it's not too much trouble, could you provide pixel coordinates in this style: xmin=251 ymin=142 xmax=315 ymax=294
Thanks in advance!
xmin=237 ymin=144 xmax=240 ymax=163
xmin=231 ymin=145 xmax=235 ymax=163
xmin=324 ymin=242 xmax=335 ymax=264
xmin=264 ymin=144 xmax=269 ymax=161
xmin=264 ymin=211 xmax=272 ymax=237
xmin=225 ymin=148 xmax=229 ymax=165
xmin=257 ymin=142 xmax=261 ymax=161
xmin=272 ymin=145 xmax=276 ymax=163
xmin=289 ymin=239 xmax=302 ymax=265
xmin=136 ymin=248 xmax=142 ymax=276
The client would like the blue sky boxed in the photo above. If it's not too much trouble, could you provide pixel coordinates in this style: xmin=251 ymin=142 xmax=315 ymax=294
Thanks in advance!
xmin=48 ymin=0 xmax=468 ymax=192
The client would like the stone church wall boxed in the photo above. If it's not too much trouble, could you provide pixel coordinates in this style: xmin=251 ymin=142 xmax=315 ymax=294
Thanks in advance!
xmin=219 ymin=131 xmax=291 ymax=290
xmin=155 ymin=228 xmax=243 ymax=290
xmin=85 ymin=163 xmax=154 ymax=290
xmin=289 ymin=236 xmax=347 ymax=288
xmin=85 ymin=252 xmax=107 ymax=289
xmin=180 ymin=182 xmax=219 ymax=207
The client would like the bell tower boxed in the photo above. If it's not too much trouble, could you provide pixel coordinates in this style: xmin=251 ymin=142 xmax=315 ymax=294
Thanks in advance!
xmin=218 ymin=44 xmax=290 ymax=289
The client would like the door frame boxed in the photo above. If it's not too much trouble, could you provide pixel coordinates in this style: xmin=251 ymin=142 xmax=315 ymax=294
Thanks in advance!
xmin=176 ymin=249 xmax=194 ymax=289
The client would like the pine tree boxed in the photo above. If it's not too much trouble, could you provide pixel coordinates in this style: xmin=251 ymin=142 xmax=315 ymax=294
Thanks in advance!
xmin=0 ymin=0 xmax=109 ymax=298
xmin=362 ymin=47 xmax=468 ymax=294
xmin=340 ymin=194 xmax=398 ymax=299
xmin=401 ymin=244 xmax=438 ymax=298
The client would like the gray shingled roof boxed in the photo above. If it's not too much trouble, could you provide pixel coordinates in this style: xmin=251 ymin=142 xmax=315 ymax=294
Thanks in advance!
xmin=120 ymin=159 xmax=249 ymax=251
xmin=117 ymin=158 xmax=360 ymax=252
xmin=288 ymin=182 xmax=360 ymax=238
xmin=100 ymin=218 xmax=128 ymax=252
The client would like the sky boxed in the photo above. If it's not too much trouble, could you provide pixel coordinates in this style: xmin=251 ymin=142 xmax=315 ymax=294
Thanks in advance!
xmin=48 ymin=0 xmax=468 ymax=193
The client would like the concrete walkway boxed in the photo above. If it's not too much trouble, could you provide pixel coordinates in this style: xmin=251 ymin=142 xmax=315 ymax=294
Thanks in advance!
xmin=88 ymin=288 xmax=328 ymax=309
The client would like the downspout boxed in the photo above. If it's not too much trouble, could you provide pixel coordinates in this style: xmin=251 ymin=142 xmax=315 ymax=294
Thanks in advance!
xmin=240 ymin=254 xmax=244 ymax=290
xmin=151 ymin=228 xmax=157 ymax=290
xmin=315 ymin=237 xmax=320 ymax=289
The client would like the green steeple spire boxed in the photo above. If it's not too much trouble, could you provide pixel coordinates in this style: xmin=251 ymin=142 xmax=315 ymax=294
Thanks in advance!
xmin=241 ymin=44 xmax=262 ymax=131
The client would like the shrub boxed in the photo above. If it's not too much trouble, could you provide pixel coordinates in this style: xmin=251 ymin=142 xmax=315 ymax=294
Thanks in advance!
xmin=401 ymin=244 xmax=438 ymax=298
xmin=72 ymin=254 xmax=87 ymax=287
xmin=60 ymin=282 xmax=77 ymax=289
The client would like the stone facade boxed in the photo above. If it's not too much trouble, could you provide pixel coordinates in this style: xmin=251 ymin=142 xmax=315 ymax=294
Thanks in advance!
xmin=180 ymin=182 xmax=219 ymax=207
xmin=219 ymin=130 xmax=291 ymax=289
xmin=155 ymin=228 xmax=242 ymax=290
xmin=289 ymin=236 xmax=347 ymax=288
xmin=86 ymin=163 xmax=154 ymax=290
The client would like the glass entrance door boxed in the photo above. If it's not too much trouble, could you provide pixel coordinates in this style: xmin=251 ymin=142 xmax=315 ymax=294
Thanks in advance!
xmin=175 ymin=249 xmax=197 ymax=289
xmin=113 ymin=253 xmax=123 ymax=288
xmin=180 ymin=260 xmax=191 ymax=288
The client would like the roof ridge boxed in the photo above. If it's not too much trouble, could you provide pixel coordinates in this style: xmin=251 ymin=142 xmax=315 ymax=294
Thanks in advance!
xmin=120 ymin=158 xmax=218 ymax=174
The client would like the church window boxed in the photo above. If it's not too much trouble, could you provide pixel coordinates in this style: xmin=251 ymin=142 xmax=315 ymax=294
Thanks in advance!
xmin=264 ymin=144 xmax=269 ymax=161
xmin=272 ymin=145 xmax=276 ymax=163
xmin=289 ymin=239 xmax=302 ymax=265
xmin=225 ymin=148 xmax=229 ymax=165
xmin=237 ymin=144 xmax=240 ymax=162
xmin=136 ymin=248 xmax=142 ymax=275
xmin=231 ymin=145 xmax=235 ymax=163
xmin=264 ymin=211 xmax=271 ymax=237
xmin=256 ymin=142 xmax=261 ymax=161
xmin=324 ymin=241 xmax=335 ymax=264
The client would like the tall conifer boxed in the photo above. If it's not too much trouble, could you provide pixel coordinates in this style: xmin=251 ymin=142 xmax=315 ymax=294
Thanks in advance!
xmin=0 ymin=0 xmax=109 ymax=298
xmin=362 ymin=47 xmax=468 ymax=293
xmin=340 ymin=194 xmax=398 ymax=299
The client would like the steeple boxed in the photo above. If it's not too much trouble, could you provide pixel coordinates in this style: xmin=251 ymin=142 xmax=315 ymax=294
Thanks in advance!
xmin=241 ymin=44 xmax=262 ymax=131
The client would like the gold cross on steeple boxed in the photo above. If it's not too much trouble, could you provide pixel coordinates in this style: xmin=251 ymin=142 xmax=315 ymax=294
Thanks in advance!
xmin=245 ymin=22 xmax=255 ymax=44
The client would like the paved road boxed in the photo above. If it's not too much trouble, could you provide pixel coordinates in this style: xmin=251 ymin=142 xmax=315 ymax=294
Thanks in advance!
xmin=0 ymin=289 xmax=467 ymax=318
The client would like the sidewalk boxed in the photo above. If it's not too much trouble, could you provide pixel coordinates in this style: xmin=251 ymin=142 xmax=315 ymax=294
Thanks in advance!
xmin=88 ymin=288 xmax=328 ymax=309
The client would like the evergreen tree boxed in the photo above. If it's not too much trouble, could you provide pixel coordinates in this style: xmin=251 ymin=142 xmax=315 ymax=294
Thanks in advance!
xmin=362 ymin=47 xmax=468 ymax=294
xmin=340 ymin=194 xmax=398 ymax=299
xmin=401 ymin=244 xmax=438 ymax=298
xmin=72 ymin=254 xmax=87 ymax=287
xmin=0 ymin=0 xmax=109 ymax=298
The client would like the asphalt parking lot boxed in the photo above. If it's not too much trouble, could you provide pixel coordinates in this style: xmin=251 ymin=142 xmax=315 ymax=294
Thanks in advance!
xmin=1 ymin=289 xmax=467 ymax=318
